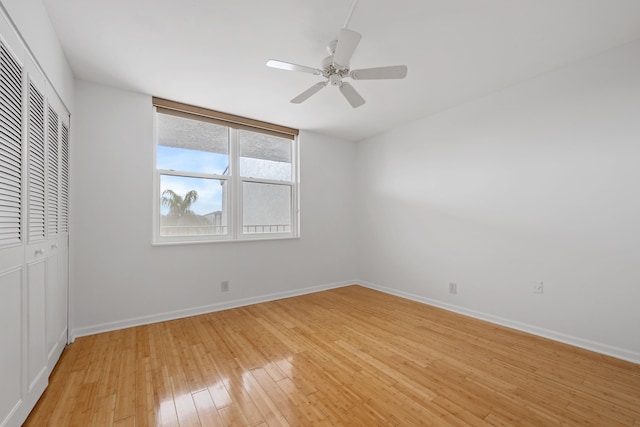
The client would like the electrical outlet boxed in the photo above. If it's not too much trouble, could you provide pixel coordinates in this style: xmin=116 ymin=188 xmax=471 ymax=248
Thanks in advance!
xmin=449 ymin=282 xmax=457 ymax=294
xmin=221 ymin=281 xmax=229 ymax=292
xmin=532 ymin=281 xmax=543 ymax=294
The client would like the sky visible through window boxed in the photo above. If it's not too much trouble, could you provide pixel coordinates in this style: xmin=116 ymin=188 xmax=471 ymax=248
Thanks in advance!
xmin=158 ymin=146 xmax=228 ymax=215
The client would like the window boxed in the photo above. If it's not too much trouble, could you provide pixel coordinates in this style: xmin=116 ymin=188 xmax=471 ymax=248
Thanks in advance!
xmin=153 ymin=98 xmax=299 ymax=244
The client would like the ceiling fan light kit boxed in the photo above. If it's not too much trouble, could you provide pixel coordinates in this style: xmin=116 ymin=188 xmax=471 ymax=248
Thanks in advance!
xmin=266 ymin=0 xmax=407 ymax=108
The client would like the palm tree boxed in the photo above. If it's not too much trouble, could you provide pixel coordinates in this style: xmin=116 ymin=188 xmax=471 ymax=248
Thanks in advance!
xmin=160 ymin=189 xmax=211 ymax=235
xmin=161 ymin=189 xmax=198 ymax=218
xmin=160 ymin=190 xmax=211 ymax=235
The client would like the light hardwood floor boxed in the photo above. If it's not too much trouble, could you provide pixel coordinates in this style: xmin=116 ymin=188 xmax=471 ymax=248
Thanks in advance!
xmin=25 ymin=285 xmax=640 ymax=426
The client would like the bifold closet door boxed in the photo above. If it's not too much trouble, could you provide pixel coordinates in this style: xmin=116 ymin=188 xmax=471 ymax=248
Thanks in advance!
xmin=24 ymin=70 xmax=50 ymax=412
xmin=44 ymin=100 xmax=69 ymax=372
xmin=0 ymin=36 xmax=26 ymax=427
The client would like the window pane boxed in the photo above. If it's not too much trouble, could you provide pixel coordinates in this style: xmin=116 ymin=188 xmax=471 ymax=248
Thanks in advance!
xmin=157 ymin=112 xmax=229 ymax=175
xmin=239 ymin=130 xmax=291 ymax=181
xmin=242 ymin=182 xmax=291 ymax=234
xmin=160 ymin=175 xmax=227 ymax=236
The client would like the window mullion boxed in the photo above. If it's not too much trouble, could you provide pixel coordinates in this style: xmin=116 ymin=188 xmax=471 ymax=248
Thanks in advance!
xmin=230 ymin=127 xmax=240 ymax=240
xmin=293 ymin=136 xmax=299 ymax=237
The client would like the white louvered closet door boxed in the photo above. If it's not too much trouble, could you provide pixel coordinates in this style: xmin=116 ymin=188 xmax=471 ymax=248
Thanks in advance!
xmin=0 ymin=38 xmax=25 ymax=427
xmin=24 ymin=71 xmax=49 ymax=416
xmin=54 ymin=121 xmax=70 ymax=361
xmin=44 ymin=94 xmax=69 ymax=376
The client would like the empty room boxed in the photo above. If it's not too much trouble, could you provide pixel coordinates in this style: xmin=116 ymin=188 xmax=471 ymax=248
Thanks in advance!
xmin=1 ymin=0 xmax=639 ymax=425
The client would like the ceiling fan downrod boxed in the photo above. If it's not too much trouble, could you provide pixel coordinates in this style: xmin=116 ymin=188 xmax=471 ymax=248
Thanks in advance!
xmin=343 ymin=0 xmax=359 ymax=29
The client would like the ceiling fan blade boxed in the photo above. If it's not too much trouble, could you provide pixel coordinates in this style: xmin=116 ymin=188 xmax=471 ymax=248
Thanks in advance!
xmin=332 ymin=29 xmax=361 ymax=67
xmin=290 ymin=82 xmax=328 ymax=104
xmin=267 ymin=59 xmax=322 ymax=75
xmin=339 ymin=82 xmax=365 ymax=108
xmin=350 ymin=65 xmax=408 ymax=80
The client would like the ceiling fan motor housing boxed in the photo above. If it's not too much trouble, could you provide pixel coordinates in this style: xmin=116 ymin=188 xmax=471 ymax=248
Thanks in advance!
xmin=322 ymin=54 xmax=350 ymax=82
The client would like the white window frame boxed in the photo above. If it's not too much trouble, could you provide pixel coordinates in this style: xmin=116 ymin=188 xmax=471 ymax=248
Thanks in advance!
xmin=152 ymin=99 xmax=299 ymax=245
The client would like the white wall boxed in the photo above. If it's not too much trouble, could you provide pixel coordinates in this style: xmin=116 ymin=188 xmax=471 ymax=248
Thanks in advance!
xmin=355 ymin=40 xmax=640 ymax=362
xmin=0 ymin=0 xmax=74 ymax=109
xmin=70 ymin=80 xmax=357 ymax=337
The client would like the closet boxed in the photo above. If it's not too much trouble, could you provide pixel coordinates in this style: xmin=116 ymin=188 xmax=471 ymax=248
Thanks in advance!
xmin=0 ymin=10 xmax=70 ymax=427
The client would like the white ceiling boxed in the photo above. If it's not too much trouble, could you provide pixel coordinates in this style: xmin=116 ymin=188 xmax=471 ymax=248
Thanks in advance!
xmin=42 ymin=0 xmax=640 ymax=141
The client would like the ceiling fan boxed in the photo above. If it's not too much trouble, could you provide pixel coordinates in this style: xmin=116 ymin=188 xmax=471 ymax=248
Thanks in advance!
xmin=266 ymin=1 xmax=407 ymax=108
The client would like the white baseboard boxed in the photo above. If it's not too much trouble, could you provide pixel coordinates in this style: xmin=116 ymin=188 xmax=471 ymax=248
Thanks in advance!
xmin=70 ymin=280 xmax=354 ymax=341
xmin=356 ymin=280 xmax=640 ymax=365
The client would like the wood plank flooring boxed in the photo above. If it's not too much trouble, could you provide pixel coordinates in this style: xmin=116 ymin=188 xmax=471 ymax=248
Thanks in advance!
xmin=24 ymin=285 xmax=640 ymax=426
